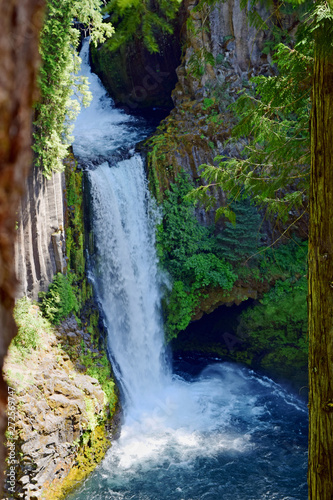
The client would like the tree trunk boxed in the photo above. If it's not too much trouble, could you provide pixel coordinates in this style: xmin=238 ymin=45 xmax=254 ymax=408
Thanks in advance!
xmin=308 ymin=37 xmax=333 ymax=499
xmin=0 ymin=0 xmax=44 ymax=492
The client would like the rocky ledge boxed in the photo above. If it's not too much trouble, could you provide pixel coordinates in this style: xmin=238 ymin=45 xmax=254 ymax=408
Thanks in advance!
xmin=3 ymin=308 xmax=119 ymax=500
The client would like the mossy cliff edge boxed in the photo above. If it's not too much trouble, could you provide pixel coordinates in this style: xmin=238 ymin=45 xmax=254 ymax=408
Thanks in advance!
xmin=4 ymin=306 xmax=119 ymax=500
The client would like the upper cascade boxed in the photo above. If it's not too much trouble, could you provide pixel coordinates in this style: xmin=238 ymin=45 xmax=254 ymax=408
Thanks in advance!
xmin=73 ymin=38 xmax=148 ymax=162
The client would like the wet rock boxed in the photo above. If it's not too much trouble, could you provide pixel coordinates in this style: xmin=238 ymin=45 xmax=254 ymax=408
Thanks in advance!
xmin=90 ymin=27 xmax=182 ymax=111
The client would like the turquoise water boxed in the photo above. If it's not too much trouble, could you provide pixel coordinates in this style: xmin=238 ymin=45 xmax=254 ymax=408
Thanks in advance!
xmin=68 ymin=358 xmax=308 ymax=500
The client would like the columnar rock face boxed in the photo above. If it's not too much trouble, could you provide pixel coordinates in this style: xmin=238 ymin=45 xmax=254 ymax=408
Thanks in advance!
xmin=14 ymin=164 xmax=66 ymax=299
xmin=178 ymin=0 xmax=298 ymax=103
xmin=146 ymin=0 xmax=298 ymax=200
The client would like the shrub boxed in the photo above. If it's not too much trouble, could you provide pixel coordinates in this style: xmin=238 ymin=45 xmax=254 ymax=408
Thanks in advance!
xmin=13 ymin=297 xmax=49 ymax=354
xmin=163 ymin=281 xmax=201 ymax=341
xmin=238 ymin=276 xmax=308 ymax=358
xmin=39 ymin=273 xmax=79 ymax=324
xmin=259 ymin=237 xmax=308 ymax=278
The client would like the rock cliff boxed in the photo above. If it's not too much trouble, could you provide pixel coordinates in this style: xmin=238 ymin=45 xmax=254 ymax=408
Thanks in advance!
xmin=14 ymin=164 xmax=66 ymax=300
xmin=3 ymin=306 xmax=119 ymax=500
xmin=146 ymin=0 xmax=297 ymax=200
xmin=90 ymin=22 xmax=182 ymax=113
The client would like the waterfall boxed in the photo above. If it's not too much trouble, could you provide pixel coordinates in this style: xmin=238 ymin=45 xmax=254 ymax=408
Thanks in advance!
xmin=73 ymin=38 xmax=170 ymax=412
xmin=88 ymin=158 xmax=170 ymax=410
xmin=69 ymin=38 xmax=308 ymax=500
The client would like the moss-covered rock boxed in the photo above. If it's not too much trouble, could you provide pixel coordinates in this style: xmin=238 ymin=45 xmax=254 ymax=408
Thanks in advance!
xmin=42 ymin=425 xmax=111 ymax=500
xmin=145 ymin=98 xmax=231 ymax=203
xmin=64 ymin=153 xmax=93 ymax=311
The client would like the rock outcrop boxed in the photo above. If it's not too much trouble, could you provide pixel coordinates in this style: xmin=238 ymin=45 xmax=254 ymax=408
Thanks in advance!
xmin=14 ymin=164 xmax=66 ymax=300
xmin=90 ymin=26 xmax=182 ymax=113
xmin=3 ymin=308 xmax=119 ymax=499
xmin=146 ymin=0 xmax=291 ymax=201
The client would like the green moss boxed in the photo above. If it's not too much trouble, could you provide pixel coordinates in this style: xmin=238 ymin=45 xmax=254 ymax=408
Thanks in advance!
xmin=146 ymin=124 xmax=180 ymax=200
xmin=91 ymin=43 xmax=130 ymax=104
xmin=80 ymin=353 xmax=118 ymax=415
xmin=42 ymin=425 xmax=110 ymax=500
xmin=65 ymin=155 xmax=85 ymax=281
xmin=145 ymin=93 xmax=229 ymax=200
xmin=64 ymin=154 xmax=94 ymax=314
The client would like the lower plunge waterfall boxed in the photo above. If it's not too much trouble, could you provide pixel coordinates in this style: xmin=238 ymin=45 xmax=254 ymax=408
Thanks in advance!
xmin=69 ymin=39 xmax=308 ymax=500
xmin=88 ymin=157 xmax=170 ymax=411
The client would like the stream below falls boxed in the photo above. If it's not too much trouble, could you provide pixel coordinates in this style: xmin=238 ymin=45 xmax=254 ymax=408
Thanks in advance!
xmin=69 ymin=39 xmax=308 ymax=500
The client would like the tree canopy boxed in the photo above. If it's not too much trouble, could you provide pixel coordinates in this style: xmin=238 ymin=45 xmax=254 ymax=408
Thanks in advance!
xmin=103 ymin=0 xmax=182 ymax=53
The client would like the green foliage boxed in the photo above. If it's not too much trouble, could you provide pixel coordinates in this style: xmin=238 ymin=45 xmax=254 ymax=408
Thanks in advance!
xmin=104 ymin=0 xmax=181 ymax=54
xmin=236 ymin=238 xmax=308 ymax=366
xmin=202 ymin=98 xmax=215 ymax=111
xmin=79 ymin=352 xmax=118 ymax=413
xmin=238 ymin=276 xmax=308 ymax=365
xmin=214 ymin=198 xmax=262 ymax=263
xmin=157 ymin=173 xmax=210 ymax=269
xmin=157 ymin=173 xmax=238 ymax=339
xmin=188 ymin=48 xmax=215 ymax=79
xmin=164 ymin=281 xmax=200 ymax=339
xmin=12 ymin=298 xmax=50 ymax=355
xmin=259 ymin=237 xmax=308 ymax=278
xmin=183 ymin=253 xmax=236 ymax=288
xmin=65 ymin=158 xmax=85 ymax=279
xmin=209 ymin=81 xmax=233 ymax=113
xmin=300 ymin=1 xmax=333 ymax=56
xmin=158 ymin=171 xmax=308 ymax=340
xmin=185 ymin=0 xmax=220 ymax=79
xmin=34 ymin=0 xmax=114 ymax=177
xmin=39 ymin=273 xmax=79 ymax=324
xmin=146 ymin=128 xmax=178 ymax=201
xmin=64 ymin=156 xmax=95 ymax=313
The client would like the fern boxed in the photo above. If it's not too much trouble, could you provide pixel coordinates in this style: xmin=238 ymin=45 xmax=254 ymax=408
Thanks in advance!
xmin=39 ymin=273 xmax=79 ymax=324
